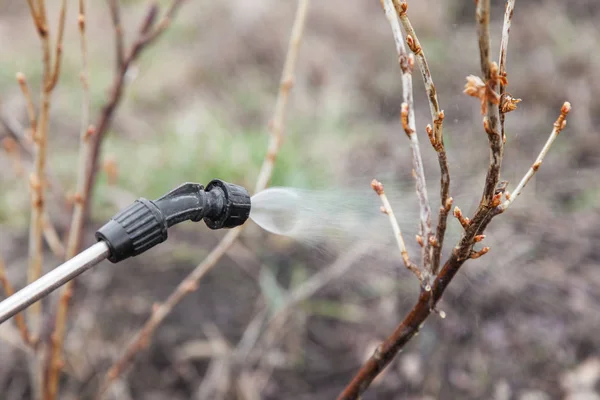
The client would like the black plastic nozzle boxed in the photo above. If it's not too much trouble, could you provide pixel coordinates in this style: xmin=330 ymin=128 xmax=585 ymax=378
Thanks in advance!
xmin=95 ymin=180 xmax=251 ymax=263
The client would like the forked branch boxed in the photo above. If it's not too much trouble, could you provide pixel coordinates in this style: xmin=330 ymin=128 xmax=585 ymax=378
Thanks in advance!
xmin=338 ymin=1 xmax=570 ymax=398
xmin=380 ymin=0 xmax=433 ymax=280
xmin=393 ymin=0 xmax=451 ymax=275
xmin=372 ymin=179 xmax=424 ymax=283
xmin=500 ymin=102 xmax=571 ymax=211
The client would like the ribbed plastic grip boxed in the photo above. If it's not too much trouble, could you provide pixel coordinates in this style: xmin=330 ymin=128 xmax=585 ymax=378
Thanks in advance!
xmin=95 ymin=198 xmax=168 ymax=263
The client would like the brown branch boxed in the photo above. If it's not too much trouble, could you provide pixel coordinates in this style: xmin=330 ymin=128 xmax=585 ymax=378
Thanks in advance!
xmin=16 ymin=73 xmax=37 ymax=140
xmin=338 ymin=2 xmax=571 ymax=398
xmin=137 ymin=0 xmax=186 ymax=48
xmin=1 ymin=131 xmax=65 ymax=259
xmin=500 ymin=102 xmax=571 ymax=211
xmin=106 ymin=0 xmax=125 ymax=70
xmin=380 ymin=0 xmax=432 ymax=280
xmin=0 ymin=254 xmax=30 ymax=345
xmin=477 ymin=0 xmax=503 ymax=207
xmin=498 ymin=0 xmax=516 ymax=143
xmin=394 ymin=0 xmax=451 ymax=275
xmin=97 ymin=1 xmax=310 ymax=397
xmin=371 ymin=179 xmax=424 ymax=283
xmin=45 ymin=0 xmax=67 ymax=92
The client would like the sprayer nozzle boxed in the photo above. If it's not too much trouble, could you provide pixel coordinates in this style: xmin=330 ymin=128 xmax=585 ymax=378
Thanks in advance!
xmin=203 ymin=179 xmax=251 ymax=229
xmin=96 ymin=180 xmax=251 ymax=263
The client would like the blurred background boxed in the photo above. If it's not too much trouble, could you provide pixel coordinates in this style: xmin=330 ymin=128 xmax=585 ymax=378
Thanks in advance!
xmin=0 ymin=0 xmax=599 ymax=399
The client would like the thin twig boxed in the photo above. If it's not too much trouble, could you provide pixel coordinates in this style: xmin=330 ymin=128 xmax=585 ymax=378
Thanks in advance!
xmin=106 ymin=0 xmax=125 ymax=70
xmin=380 ymin=0 xmax=432 ymax=279
xmin=45 ymin=1 xmax=90 ymax=397
xmin=394 ymin=0 xmax=451 ymax=275
xmin=16 ymin=73 xmax=37 ymax=140
xmin=46 ymin=0 xmax=67 ymax=92
xmin=477 ymin=0 xmax=503 ymax=207
xmin=500 ymin=102 xmax=571 ymax=211
xmin=371 ymin=179 xmax=423 ymax=282
xmin=97 ymin=1 xmax=310 ymax=396
xmin=498 ymin=0 xmax=516 ymax=143
xmin=1 ymin=132 xmax=65 ymax=259
xmin=138 ymin=0 xmax=186 ymax=47
xmin=394 ymin=1 xmax=443 ymax=144
xmin=0 ymin=254 xmax=30 ymax=345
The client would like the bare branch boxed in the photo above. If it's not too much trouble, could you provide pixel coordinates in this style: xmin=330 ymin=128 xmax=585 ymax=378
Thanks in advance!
xmin=16 ymin=73 xmax=37 ymax=139
xmin=45 ymin=0 xmax=67 ymax=92
xmin=97 ymin=1 xmax=311 ymax=396
xmin=1 ymin=133 xmax=65 ymax=259
xmin=499 ymin=0 xmax=516 ymax=143
xmin=106 ymin=0 xmax=125 ymax=69
xmin=138 ymin=0 xmax=187 ymax=47
xmin=500 ymin=102 xmax=571 ymax=211
xmin=380 ymin=0 xmax=433 ymax=278
xmin=371 ymin=179 xmax=424 ymax=283
xmin=393 ymin=0 xmax=451 ymax=274
xmin=476 ymin=0 xmax=504 ymax=207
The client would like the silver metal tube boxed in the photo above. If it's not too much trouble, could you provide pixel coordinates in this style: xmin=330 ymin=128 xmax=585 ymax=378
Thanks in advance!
xmin=0 ymin=241 xmax=110 ymax=325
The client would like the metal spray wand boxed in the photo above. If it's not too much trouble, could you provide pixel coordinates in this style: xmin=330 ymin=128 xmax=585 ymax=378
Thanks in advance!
xmin=0 ymin=179 xmax=251 ymax=324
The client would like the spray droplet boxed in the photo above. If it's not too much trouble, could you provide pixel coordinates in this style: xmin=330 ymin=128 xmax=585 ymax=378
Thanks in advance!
xmin=249 ymin=186 xmax=414 ymax=250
